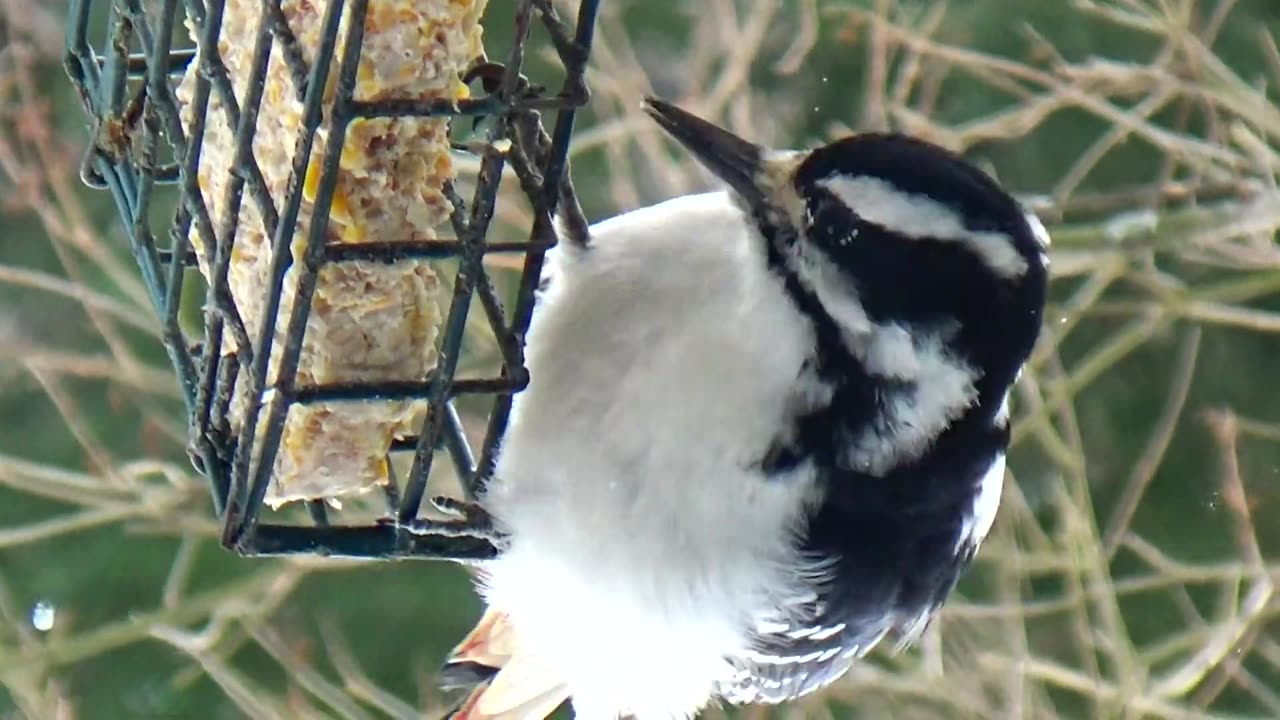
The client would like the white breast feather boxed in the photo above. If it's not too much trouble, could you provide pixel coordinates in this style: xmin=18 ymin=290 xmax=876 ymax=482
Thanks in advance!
xmin=478 ymin=192 xmax=824 ymax=720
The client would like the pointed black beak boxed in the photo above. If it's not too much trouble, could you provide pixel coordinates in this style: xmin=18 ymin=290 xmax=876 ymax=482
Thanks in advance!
xmin=643 ymin=97 xmax=767 ymax=206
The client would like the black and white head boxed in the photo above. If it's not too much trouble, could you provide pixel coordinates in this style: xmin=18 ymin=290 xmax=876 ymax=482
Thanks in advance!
xmin=643 ymin=98 xmax=1049 ymax=436
xmin=641 ymin=98 xmax=1052 ymax=705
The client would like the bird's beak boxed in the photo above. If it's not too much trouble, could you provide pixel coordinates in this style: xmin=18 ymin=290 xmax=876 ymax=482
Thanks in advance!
xmin=643 ymin=97 xmax=767 ymax=207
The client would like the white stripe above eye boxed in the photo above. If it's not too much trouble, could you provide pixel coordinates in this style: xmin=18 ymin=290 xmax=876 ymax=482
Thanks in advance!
xmin=817 ymin=174 xmax=1029 ymax=279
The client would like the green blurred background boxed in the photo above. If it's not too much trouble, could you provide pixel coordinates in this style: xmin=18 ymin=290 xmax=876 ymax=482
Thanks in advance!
xmin=2 ymin=0 xmax=1280 ymax=718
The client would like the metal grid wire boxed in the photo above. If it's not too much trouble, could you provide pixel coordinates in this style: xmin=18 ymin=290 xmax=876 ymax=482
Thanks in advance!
xmin=63 ymin=0 xmax=600 ymax=561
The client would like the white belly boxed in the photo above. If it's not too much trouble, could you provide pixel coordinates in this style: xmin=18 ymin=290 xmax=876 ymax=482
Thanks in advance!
xmin=477 ymin=193 xmax=822 ymax=719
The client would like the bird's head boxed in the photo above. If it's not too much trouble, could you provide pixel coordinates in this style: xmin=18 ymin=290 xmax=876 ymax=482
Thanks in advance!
xmin=643 ymin=97 xmax=1049 ymax=397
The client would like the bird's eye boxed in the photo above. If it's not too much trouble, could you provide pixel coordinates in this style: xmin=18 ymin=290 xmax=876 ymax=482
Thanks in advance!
xmin=803 ymin=192 xmax=865 ymax=252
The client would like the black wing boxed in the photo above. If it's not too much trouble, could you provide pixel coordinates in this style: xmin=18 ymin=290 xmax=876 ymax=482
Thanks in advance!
xmin=723 ymin=416 xmax=1008 ymax=705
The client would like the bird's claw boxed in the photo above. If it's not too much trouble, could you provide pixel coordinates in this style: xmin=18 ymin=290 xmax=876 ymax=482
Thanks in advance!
xmin=430 ymin=495 xmax=483 ymax=520
xmin=462 ymin=61 xmax=545 ymax=99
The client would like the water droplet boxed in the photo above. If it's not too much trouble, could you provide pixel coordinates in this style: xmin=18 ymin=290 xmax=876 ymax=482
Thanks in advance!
xmin=821 ymin=76 xmax=829 ymax=84
xmin=31 ymin=601 xmax=55 ymax=632
xmin=1206 ymin=491 xmax=1220 ymax=511
xmin=1058 ymin=316 xmax=1068 ymax=325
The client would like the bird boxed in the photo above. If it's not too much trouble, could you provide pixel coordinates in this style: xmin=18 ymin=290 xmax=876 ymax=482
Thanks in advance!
xmin=425 ymin=97 xmax=1050 ymax=720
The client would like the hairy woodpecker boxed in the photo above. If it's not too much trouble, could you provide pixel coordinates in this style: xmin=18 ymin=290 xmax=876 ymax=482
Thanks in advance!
xmin=430 ymin=97 xmax=1050 ymax=720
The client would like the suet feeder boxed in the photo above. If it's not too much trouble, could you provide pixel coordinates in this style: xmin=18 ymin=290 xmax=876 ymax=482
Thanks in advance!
xmin=63 ymin=0 xmax=600 ymax=561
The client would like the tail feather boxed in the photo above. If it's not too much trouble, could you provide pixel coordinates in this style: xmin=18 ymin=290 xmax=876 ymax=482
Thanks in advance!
xmin=441 ymin=609 xmax=569 ymax=720
xmin=448 ymin=607 xmax=517 ymax=668
xmin=449 ymin=680 xmax=570 ymax=720
xmin=475 ymin=652 xmax=568 ymax=717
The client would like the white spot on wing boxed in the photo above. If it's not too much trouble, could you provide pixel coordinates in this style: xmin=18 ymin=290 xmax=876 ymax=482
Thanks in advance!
xmin=784 ymin=626 xmax=816 ymax=640
xmin=809 ymin=623 xmax=845 ymax=641
xmin=782 ymin=621 xmax=847 ymax=642
xmin=818 ymin=175 xmax=1029 ymax=279
xmin=746 ymin=649 xmax=827 ymax=667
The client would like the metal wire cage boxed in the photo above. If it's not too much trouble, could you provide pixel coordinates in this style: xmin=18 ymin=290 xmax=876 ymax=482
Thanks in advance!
xmin=63 ymin=0 xmax=600 ymax=561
